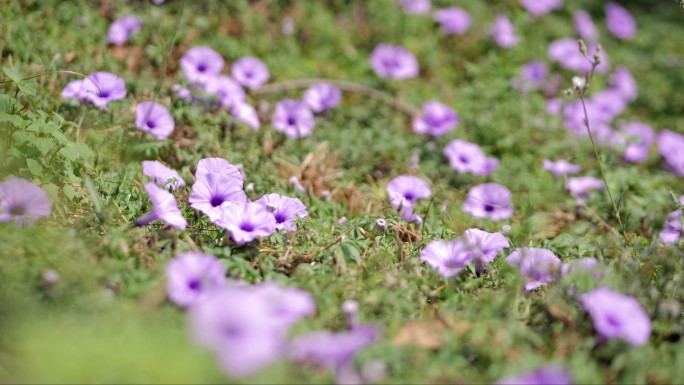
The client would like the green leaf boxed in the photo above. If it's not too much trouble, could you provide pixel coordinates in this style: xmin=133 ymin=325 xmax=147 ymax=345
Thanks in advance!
xmin=63 ymin=185 xmax=77 ymax=200
xmin=33 ymin=138 xmax=55 ymax=155
xmin=26 ymin=158 xmax=43 ymax=176
xmin=59 ymin=143 xmax=92 ymax=162
xmin=0 ymin=112 xmax=27 ymax=128
xmin=12 ymin=130 xmax=31 ymax=144
xmin=3 ymin=66 xmax=22 ymax=83
xmin=42 ymin=183 xmax=60 ymax=202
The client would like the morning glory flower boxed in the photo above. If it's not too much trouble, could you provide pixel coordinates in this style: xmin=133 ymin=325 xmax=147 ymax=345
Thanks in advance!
xmin=398 ymin=0 xmax=430 ymax=15
xmin=495 ymin=365 xmax=573 ymax=385
xmin=69 ymin=72 xmax=126 ymax=108
xmin=443 ymin=139 xmax=498 ymax=176
xmin=660 ymin=208 xmax=683 ymax=245
xmin=303 ymin=83 xmax=342 ymax=113
xmin=252 ymin=282 xmax=316 ymax=328
xmin=180 ymin=46 xmax=224 ymax=84
xmin=581 ymin=287 xmax=651 ymax=346
xmin=574 ymin=10 xmax=598 ymax=42
xmin=591 ymin=89 xmax=628 ymax=121
xmin=255 ymin=193 xmax=308 ymax=231
xmin=506 ymin=247 xmax=561 ymax=291
xmin=605 ymin=2 xmax=636 ymax=40
xmin=165 ymin=251 xmax=226 ymax=308
xmin=420 ymin=239 xmax=472 ymax=278
xmin=135 ymin=102 xmax=175 ymax=140
xmin=561 ymin=257 xmax=599 ymax=277
xmin=463 ymin=183 xmax=514 ymax=221
xmin=273 ymin=99 xmax=316 ymax=139
xmin=189 ymin=173 xmax=246 ymax=223
xmin=433 ymin=7 xmax=471 ymax=35
xmin=511 ymin=62 xmax=548 ymax=92
xmin=520 ymin=0 xmax=563 ymax=17
xmin=0 ymin=178 xmax=51 ymax=225
xmin=613 ymin=122 xmax=654 ymax=164
xmin=107 ymin=16 xmax=141 ymax=46
xmin=136 ymin=182 xmax=187 ymax=230
xmin=216 ymin=201 xmax=276 ymax=245
xmin=492 ymin=15 xmax=518 ymax=48
xmin=609 ymin=66 xmax=637 ymax=102
xmin=231 ymin=57 xmax=270 ymax=90
xmin=142 ymin=160 xmax=185 ymax=190
xmin=203 ymin=75 xmax=245 ymax=108
xmin=462 ymin=228 xmax=510 ymax=273
xmin=412 ymin=100 xmax=459 ymax=137
xmin=386 ymin=175 xmax=431 ymax=209
xmin=370 ymin=44 xmax=419 ymax=80
xmin=657 ymin=130 xmax=684 ymax=176
xmin=543 ymin=159 xmax=582 ymax=178
xmin=196 ymin=157 xmax=244 ymax=183
xmin=548 ymin=38 xmax=609 ymax=74
xmin=565 ymin=176 xmax=604 ymax=198
xmin=231 ymin=102 xmax=261 ymax=130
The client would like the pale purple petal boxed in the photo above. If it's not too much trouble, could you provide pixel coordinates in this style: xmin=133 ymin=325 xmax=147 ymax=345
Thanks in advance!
xmin=420 ymin=239 xmax=472 ymax=278
xmin=370 ymin=44 xmax=419 ymax=80
xmin=189 ymin=173 xmax=246 ymax=223
xmin=582 ymin=287 xmax=651 ymax=346
xmin=231 ymin=57 xmax=270 ymax=90
xmin=107 ymin=16 xmax=141 ymax=46
xmin=303 ymin=83 xmax=342 ymax=113
xmin=492 ymin=15 xmax=518 ymax=48
xmin=444 ymin=139 xmax=498 ymax=175
xmin=386 ymin=175 xmax=431 ymax=208
xmin=215 ymin=201 xmax=276 ymax=245
xmin=273 ymin=99 xmax=315 ymax=139
xmin=142 ymin=160 xmax=185 ymax=190
xmin=255 ymin=193 xmax=308 ymax=231
xmin=543 ymin=159 xmax=582 ymax=178
xmin=506 ymin=248 xmax=561 ymax=291
xmin=180 ymin=46 xmax=224 ymax=85
xmin=0 ymin=178 xmax=52 ymax=226
xmin=520 ymin=0 xmax=563 ymax=17
xmin=433 ymin=7 xmax=471 ymax=35
xmin=166 ymin=251 xmax=226 ymax=307
xmin=605 ymin=3 xmax=636 ymax=40
xmin=136 ymin=182 xmax=187 ymax=230
xmin=231 ymin=102 xmax=261 ymax=130
xmin=135 ymin=102 xmax=175 ymax=140
xmin=413 ymin=100 xmax=459 ymax=137
xmin=463 ymin=183 xmax=514 ymax=221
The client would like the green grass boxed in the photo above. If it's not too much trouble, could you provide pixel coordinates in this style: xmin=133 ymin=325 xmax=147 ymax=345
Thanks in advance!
xmin=1 ymin=0 xmax=684 ymax=383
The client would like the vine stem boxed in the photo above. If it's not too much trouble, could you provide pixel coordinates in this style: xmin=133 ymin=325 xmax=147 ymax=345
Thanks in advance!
xmin=253 ymin=78 xmax=421 ymax=117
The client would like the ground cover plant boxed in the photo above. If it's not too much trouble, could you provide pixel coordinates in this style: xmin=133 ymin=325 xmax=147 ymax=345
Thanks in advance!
xmin=1 ymin=0 xmax=683 ymax=383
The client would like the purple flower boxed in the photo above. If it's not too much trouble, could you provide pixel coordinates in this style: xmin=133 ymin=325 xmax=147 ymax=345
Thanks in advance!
xmin=492 ymin=15 xmax=518 ymax=48
xmin=231 ymin=57 xmax=270 ymax=90
xmin=543 ymin=159 xmax=582 ymax=178
xmin=203 ymin=76 xmax=245 ymax=108
xmin=135 ymin=102 xmax=175 ymax=140
xmin=216 ymin=201 xmax=276 ymax=245
xmin=512 ymin=62 xmax=548 ymax=92
xmin=189 ymin=173 xmax=246 ymax=223
xmin=189 ymin=286 xmax=287 ymax=377
xmin=574 ymin=10 xmax=598 ymax=42
xmin=463 ymin=183 xmax=514 ymax=221
xmin=581 ymin=287 xmax=651 ymax=346
xmin=255 ymin=193 xmax=308 ymax=231
xmin=273 ymin=99 xmax=315 ymax=139
xmin=506 ymin=248 xmax=561 ymax=291
xmin=433 ymin=7 xmax=471 ymax=35
xmin=0 ymin=178 xmax=51 ymax=225
xmin=398 ymin=0 xmax=430 ymax=15
xmin=561 ymin=257 xmax=599 ymax=277
xmin=107 ymin=16 xmax=141 ymax=46
xmin=609 ymin=66 xmax=637 ymax=102
xmin=520 ymin=0 xmax=563 ymax=17
xmin=303 ymin=83 xmax=342 ymax=113
xmin=614 ymin=122 xmax=654 ymax=164
xmin=605 ymin=3 xmax=636 ymax=40
xmin=142 ymin=160 xmax=185 ymax=190
xmin=196 ymin=157 xmax=244 ymax=182
xmin=413 ymin=100 xmax=459 ymax=137
xmin=370 ymin=44 xmax=419 ymax=80
xmin=252 ymin=282 xmax=316 ymax=327
xmin=462 ymin=228 xmax=510 ymax=265
xmin=165 ymin=251 xmax=226 ymax=308
xmin=180 ymin=46 xmax=224 ymax=84
xmin=386 ymin=175 xmax=431 ymax=209
xmin=72 ymin=72 xmax=126 ymax=108
xmin=590 ymin=89 xmax=628 ymax=121
xmin=565 ymin=176 xmax=604 ymax=198
xmin=546 ymin=98 xmax=563 ymax=115
xmin=548 ymin=38 xmax=609 ymax=74
xmin=444 ymin=139 xmax=498 ymax=175
xmin=153 ymin=0 xmax=165 ymax=4
xmin=136 ymin=182 xmax=187 ymax=230
xmin=657 ymin=130 xmax=684 ymax=176
xmin=495 ymin=365 xmax=573 ymax=385
xmin=231 ymin=102 xmax=261 ymax=130
xmin=420 ymin=239 xmax=471 ymax=278
xmin=61 ymin=79 xmax=90 ymax=102
xmin=660 ymin=208 xmax=682 ymax=245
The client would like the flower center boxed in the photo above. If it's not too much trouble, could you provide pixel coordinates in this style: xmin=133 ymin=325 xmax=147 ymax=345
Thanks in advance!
xmin=146 ymin=120 xmax=157 ymax=129
xmin=99 ymin=91 xmax=110 ymax=98
xmin=187 ymin=279 xmax=202 ymax=291
xmin=287 ymin=116 xmax=296 ymax=126
xmin=9 ymin=204 xmax=26 ymax=216
xmin=274 ymin=213 xmax=286 ymax=224
xmin=210 ymin=196 xmax=224 ymax=207
xmin=404 ymin=193 xmax=414 ymax=202
xmin=606 ymin=314 xmax=622 ymax=327
xmin=459 ymin=155 xmax=469 ymax=164
xmin=240 ymin=222 xmax=255 ymax=232
xmin=197 ymin=64 xmax=207 ymax=72
xmin=484 ymin=204 xmax=495 ymax=212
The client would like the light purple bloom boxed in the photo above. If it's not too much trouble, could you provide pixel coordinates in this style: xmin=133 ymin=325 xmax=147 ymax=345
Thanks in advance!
xmin=216 ymin=201 xmax=276 ymax=245
xmin=660 ymin=209 xmax=682 ymax=245
xmin=657 ymin=130 xmax=684 ymax=176
xmin=72 ymin=72 xmax=127 ymax=108
xmin=61 ymin=79 xmax=89 ymax=102
xmin=273 ymin=99 xmax=315 ymax=139
xmin=165 ymin=251 xmax=226 ymax=308
xmin=546 ymin=98 xmax=563 ymax=115
xmin=605 ymin=3 xmax=636 ymax=40
xmin=203 ymin=76 xmax=245 ymax=108
xmin=561 ymin=257 xmax=599 ymax=277
xmin=520 ymin=0 xmax=563 ymax=17
xmin=370 ymin=44 xmax=419 ymax=80
xmin=420 ymin=239 xmax=471 ymax=278
xmin=153 ymin=0 xmax=165 ymax=4
xmin=196 ymin=157 xmax=244 ymax=182
xmin=386 ymin=175 xmax=431 ymax=209
xmin=565 ymin=176 xmax=604 ymax=198
xmin=252 ymin=282 xmax=316 ymax=327
xmin=303 ymin=83 xmax=342 ymax=113
xmin=135 ymin=102 xmax=175 ymax=140
xmin=398 ymin=0 xmax=430 ymax=15
xmin=290 ymin=176 xmax=307 ymax=194
xmin=136 ymin=182 xmax=187 ymax=230
xmin=581 ymin=287 xmax=651 ymax=346
xmin=462 ymin=228 xmax=510 ymax=265
xmin=512 ymin=62 xmax=548 ymax=92
xmin=614 ymin=122 xmax=654 ymax=164
xmin=231 ymin=102 xmax=261 ymax=130
xmin=609 ymin=66 xmax=637 ymax=102
xmin=413 ymin=100 xmax=459 ymax=137
xmin=590 ymin=89 xmax=628 ymax=121
xmin=180 ymin=46 xmax=224 ymax=84
xmin=433 ymin=7 xmax=471 ymax=35
xmin=0 ymin=178 xmax=51 ymax=225
xmin=255 ymin=193 xmax=308 ymax=231
xmin=107 ymin=16 xmax=141 ymax=46
xmin=543 ymin=159 xmax=581 ymax=178
xmin=506 ymin=248 xmax=561 ymax=291
xmin=189 ymin=173 xmax=246 ymax=223
xmin=574 ymin=10 xmax=598 ymax=42
xmin=492 ymin=15 xmax=518 ymax=48
xmin=463 ymin=183 xmax=514 ymax=221
xmin=495 ymin=365 xmax=573 ymax=385
xmin=142 ymin=160 xmax=185 ymax=190
xmin=548 ymin=38 xmax=609 ymax=74
xmin=231 ymin=57 xmax=270 ymax=90
xmin=444 ymin=139 xmax=498 ymax=175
